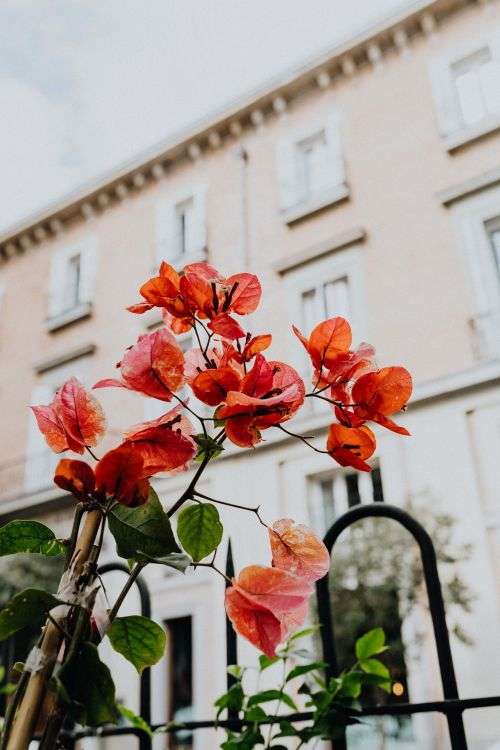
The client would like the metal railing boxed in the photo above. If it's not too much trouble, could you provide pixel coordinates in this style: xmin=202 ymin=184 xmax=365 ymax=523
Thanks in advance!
xmin=46 ymin=506 xmax=500 ymax=748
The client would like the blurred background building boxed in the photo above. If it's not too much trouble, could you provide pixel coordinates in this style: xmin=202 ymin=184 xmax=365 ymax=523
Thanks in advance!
xmin=1 ymin=0 xmax=500 ymax=747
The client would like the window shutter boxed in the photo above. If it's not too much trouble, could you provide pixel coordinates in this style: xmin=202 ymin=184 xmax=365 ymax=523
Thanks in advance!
xmin=24 ymin=384 xmax=55 ymax=492
xmin=276 ymin=138 xmax=299 ymax=210
xmin=79 ymin=238 xmax=98 ymax=305
xmin=188 ymin=188 xmax=207 ymax=257
xmin=48 ymin=247 xmax=68 ymax=318
xmin=428 ymin=59 xmax=459 ymax=137
xmin=484 ymin=37 xmax=500 ymax=114
xmin=155 ymin=197 xmax=176 ymax=264
xmin=324 ymin=109 xmax=346 ymax=189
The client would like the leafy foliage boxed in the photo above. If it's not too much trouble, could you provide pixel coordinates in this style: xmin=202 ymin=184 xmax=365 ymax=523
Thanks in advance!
xmin=0 ymin=589 xmax=61 ymax=641
xmin=59 ymin=642 xmax=119 ymax=726
xmin=177 ymin=502 xmax=223 ymax=562
xmin=107 ymin=615 xmax=166 ymax=674
xmin=214 ymin=627 xmax=393 ymax=748
xmin=108 ymin=487 xmax=179 ymax=562
xmin=118 ymin=704 xmax=154 ymax=737
xmin=0 ymin=521 xmax=65 ymax=557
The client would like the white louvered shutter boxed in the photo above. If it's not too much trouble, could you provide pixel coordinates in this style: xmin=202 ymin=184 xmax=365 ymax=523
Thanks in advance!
xmin=155 ymin=197 xmax=176 ymax=265
xmin=324 ymin=108 xmax=346 ymax=189
xmin=79 ymin=238 xmax=98 ymax=305
xmin=187 ymin=188 xmax=207 ymax=257
xmin=276 ymin=138 xmax=299 ymax=210
xmin=24 ymin=384 xmax=56 ymax=492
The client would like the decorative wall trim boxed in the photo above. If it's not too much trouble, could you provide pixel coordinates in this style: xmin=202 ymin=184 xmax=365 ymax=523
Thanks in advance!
xmin=34 ymin=342 xmax=96 ymax=374
xmin=282 ymin=183 xmax=350 ymax=225
xmin=0 ymin=0 xmax=490 ymax=263
xmin=273 ymin=226 xmax=366 ymax=274
xmin=45 ymin=302 xmax=93 ymax=333
xmin=438 ymin=165 xmax=500 ymax=206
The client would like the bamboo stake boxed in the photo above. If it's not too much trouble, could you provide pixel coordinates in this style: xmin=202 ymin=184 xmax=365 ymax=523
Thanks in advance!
xmin=5 ymin=509 xmax=102 ymax=750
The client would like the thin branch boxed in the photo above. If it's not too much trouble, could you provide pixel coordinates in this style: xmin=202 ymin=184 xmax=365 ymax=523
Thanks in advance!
xmin=192 ymin=561 xmax=231 ymax=583
xmin=276 ymin=424 xmax=330 ymax=455
xmin=192 ymin=490 xmax=267 ymax=528
xmin=108 ymin=563 xmax=146 ymax=623
xmin=85 ymin=446 xmax=99 ymax=461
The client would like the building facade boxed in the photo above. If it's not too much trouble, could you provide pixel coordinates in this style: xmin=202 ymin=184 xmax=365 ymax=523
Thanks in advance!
xmin=1 ymin=0 xmax=500 ymax=746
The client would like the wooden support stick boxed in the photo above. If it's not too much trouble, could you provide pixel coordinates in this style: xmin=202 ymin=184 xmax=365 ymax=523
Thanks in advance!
xmin=5 ymin=509 xmax=102 ymax=750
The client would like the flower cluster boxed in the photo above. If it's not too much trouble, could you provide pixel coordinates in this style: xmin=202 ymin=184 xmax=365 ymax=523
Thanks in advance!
xmin=30 ymin=260 xmax=412 ymax=656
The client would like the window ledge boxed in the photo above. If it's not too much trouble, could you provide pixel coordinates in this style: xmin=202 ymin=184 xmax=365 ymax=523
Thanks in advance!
xmin=444 ymin=114 xmax=500 ymax=153
xmin=153 ymin=249 xmax=207 ymax=275
xmin=46 ymin=302 xmax=92 ymax=333
xmin=282 ymin=184 xmax=349 ymax=226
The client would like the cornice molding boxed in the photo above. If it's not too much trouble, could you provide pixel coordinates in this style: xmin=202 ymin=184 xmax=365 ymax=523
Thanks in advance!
xmin=273 ymin=226 xmax=366 ymax=274
xmin=0 ymin=0 xmax=487 ymax=263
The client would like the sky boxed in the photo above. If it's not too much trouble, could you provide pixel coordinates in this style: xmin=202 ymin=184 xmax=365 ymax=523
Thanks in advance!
xmin=0 ymin=0 xmax=408 ymax=232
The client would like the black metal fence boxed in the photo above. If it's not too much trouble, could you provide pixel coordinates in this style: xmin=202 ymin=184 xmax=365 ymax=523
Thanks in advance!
xmin=53 ymin=504 xmax=500 ymax=748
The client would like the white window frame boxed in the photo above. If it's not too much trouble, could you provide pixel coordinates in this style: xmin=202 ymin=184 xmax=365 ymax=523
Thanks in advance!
xmin=155 ymin=184 xmax=207 ymax=271
xmin=450 ymin=183 xmax=500 ymax=361
xmin=276 ymin=108 xmax=348 ymax=224
xmin=47 ymin=236 xmax=97 ymax=331
xmin=429 ymin=28 xmax=500 ymax=151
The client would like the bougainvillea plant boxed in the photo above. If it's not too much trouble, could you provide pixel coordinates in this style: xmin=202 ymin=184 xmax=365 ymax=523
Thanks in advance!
xmin=0 ymin=261 xmax=411 ymax=749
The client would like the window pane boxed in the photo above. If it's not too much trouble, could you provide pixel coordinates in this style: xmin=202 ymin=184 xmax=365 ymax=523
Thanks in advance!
xmin=323 ymin=276 xmax=350 ymax=319
xmin=345 ymin=473 xmax=360 ymax=508
xmin=455 ymin=70 xmax=485 ymax=125
xmin=371 ymin=466 xmax=385 ymax=503
xmin=297 ymin=131 xmax=327 ymax=198
xmin=65 ymin=254 xmax=81 ymax=311
xmin=301 ymin=288 xmax=319 ymax=331
xmin=485 ymin=218 xmax=500 ymax=279
xmin=452 ymin=47 xmax=493 ymax=126
xmin=176 ymin=198 xmax=194 ymax=257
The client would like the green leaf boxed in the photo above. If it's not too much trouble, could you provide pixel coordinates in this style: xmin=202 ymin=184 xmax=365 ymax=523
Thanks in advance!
xmin=244 ymin=705 xmax=267 ymax=722
xmin=247 ymin=690 xmax=297 ymax=711
xmin=136 ymin=551 xmax=192 ymax=572
xmin=118 ymin=704 xmax=153 ymax=737
xmin=59 ymin=642 xmax=119 ymax=726
xmin=288 ymin=625 xmax=321 ymax=643
xmin=108 ymin=488 xmax=180 ymax=562
xmin=338 ymin=672 xmax=362 ymax=699
xmin=215 ymin=682 xmax=244 ymax=718
xmin=258 ymin=654 xmax=280 ymax=671
xmin=177 ymin=503 xmax=223 ymax=562
xmin=285 ymin=661 xmax=327 ymax=682
xmin=193 ymin=434 xmax=225 ymax=463
xmin=355 ymin=628 xmax=387 ymax=661
xmin=0 ymin=589 xmax=61 ymax=641
xmin=360 ymin=658 xmax=390 ymax=679
xmin=0 ymin=521 xmax=65 ymax=557
xmin=107 ymin=615 xmax=166 ymax=674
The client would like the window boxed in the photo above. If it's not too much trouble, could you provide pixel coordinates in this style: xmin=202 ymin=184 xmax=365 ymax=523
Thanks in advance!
xmin=429 ymin=34 xmax=500 ymax=148
xmin=296 ymin=130 xmax=329 ymax=201
xmin=175 ymin=197 xmax=195 ymax=258
xmin=309 ymin=466 xmax=384 ymax=537
xmin=165 ymin=616 xmax=193 ymax=749
xmin=452 ymin=47 xmax=500 ymax=127
xmin=47 ymin=238 xmax=97 ymax=328
xmin=301 ymin=276 xmax=351 ymax=331
xmin=451 ymin=186 xmax=500 ymax=360
xmin=155 ymin=188 xmax=207 ymax=269
xmin=276 ymin=108 xmax=347 ymax=222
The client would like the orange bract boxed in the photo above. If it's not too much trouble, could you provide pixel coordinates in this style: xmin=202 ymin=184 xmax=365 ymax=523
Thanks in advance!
xmin=326 ymin=423 xmax=376 ymax=472
xmin=191 ymin=367 xmax=242 ymax=406
xmin=31 ymin=378 xmax=105 ymax=455
xmin=95 ymin=445 xmax=150 ymax=507
xmin=122 ymin=418 xmax=196 ymax=475
xmin=217 ymin=356 xmax=305 ymax=447
xmin=54 ymin=459 xmax=95 ymax=500
xmin=269 ymin=518 xmax=330 ymax=583
xmin=293 ymin=317 xmax=352 ymax=372
xmin=351 ymin=366 xmax=412 ymax=435
xmin=225 ymin=565 xmax=312 ymax=657
xmin=94 ymin=328 xmax=185 ymax=402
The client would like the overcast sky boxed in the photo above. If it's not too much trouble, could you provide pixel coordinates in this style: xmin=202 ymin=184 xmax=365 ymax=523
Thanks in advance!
xmin=0 ymin=0 xmax=408 ymax=232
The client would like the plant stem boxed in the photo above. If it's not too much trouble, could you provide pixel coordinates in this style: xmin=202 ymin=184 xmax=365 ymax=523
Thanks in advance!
xmin=276 ymin=424 xmax=330 ymax=455
xmin=108 ymin=563 xmax=146 ymax=623
xmin=167 ymin=454 xmax=211 ymax=518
